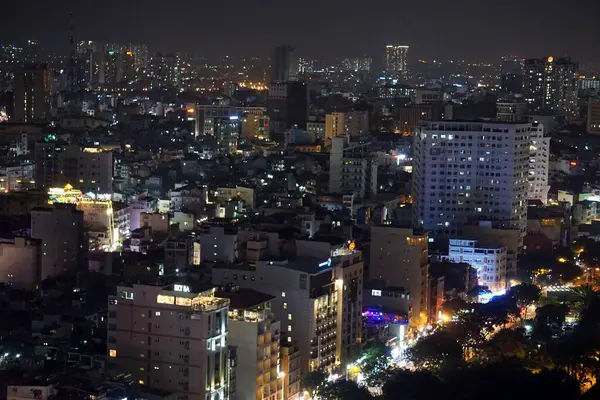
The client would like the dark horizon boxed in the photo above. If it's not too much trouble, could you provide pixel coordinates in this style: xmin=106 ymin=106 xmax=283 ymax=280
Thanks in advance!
xmin=2 ymin=0 xmax=600 ymax=64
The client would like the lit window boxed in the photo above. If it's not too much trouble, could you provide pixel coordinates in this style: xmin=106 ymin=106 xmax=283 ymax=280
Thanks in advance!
xmin=138 ymin=380 xmax=145 ymax=385
xmin=287 ymin=337 xmax=291 ymax=343
xmin=372 ymin=290 xmax=382 ymax=297
xmin=281 ymin=292 xmax=286 ymax=298
xmin=288 ymin=314 xmax=292 ymax=320
xmin=109 ymin=349 xmax=117 ymax=357
xmin=155 ymin=311 xmax=161 ymax=316
xmin=283 ymin=302 xmax=287 ymax=309
xmin=288 ymin=325 xmax=292 ymax=332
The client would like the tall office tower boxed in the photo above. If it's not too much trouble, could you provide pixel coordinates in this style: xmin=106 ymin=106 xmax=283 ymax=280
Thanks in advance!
xmin=150 ymin=53 xmax=180 ymax=87
xmin=528 ymin=124 xmax=550 ymax=202
xmin=214 ymin=117 xmax=241 ymax=154
xmin=543 ymin=57 xmax=579 ymax=117
xmin=447 ymin=239 xmax=507 ymax=293
xmin=587 ymin=100 xmax=600 ymax=135
xmin=496 ymin=98 xmax=528 ymax=122
xmin=34 ymin=142 xmax=113 ymax=194
xmin=412 ymin=121 xmax=533 ymax=241
xmin=369 ymin=226 xmax=429 ymax=327
xmin=104 ymin=50 xmax=119 ymax=86
xmin=108 ymin=283 xmax=231 ymax=400
xmin=31 ymin=204 xmax=84 ymax=280
xmin=129 ymin=43 xmax=149 ymax=69
xmin=297 ymin=57 xmax=314 ymax=74
xmin=267 ymin=82 xmax=307 ymax=134
xmin=500 ymin=56 xmax=524 ymax=94
xmin=325 ymin=111 xmax=370 ymax=139
xmin=12 ymin=64 xmax=50 ymax=123
xmin=523 ymin=58 xmax=545 ymax=112
xmin=216 ymin=287 xmax=283 ymax=400
xmin=270 ymin=45 xmax=297 ymax=83
xmin=385 ymin=45 xmax=409 ymax=78
xmin=212 ymin=241 xmax=364 ymax=372
xmin=329 ymin=136 xmax=377 ymax=199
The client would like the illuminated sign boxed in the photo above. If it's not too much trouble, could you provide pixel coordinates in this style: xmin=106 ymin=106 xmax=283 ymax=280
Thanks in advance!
xmin=371 ymin=290 xmax=382 ymax=297
xmin=176 ymin=297 xmax=192 ymax=307
xmin=174 ymin=284 xmax=191 ymax=293
xmin=157 ymin=295 xmax=175 ymax=305
xmin=547 ymin=56 xmax=554 ymax=63
xmin=348 ymin=241 xmax=356 ymax=251
xmin=318 ymin=258 xmax=332 ymax=268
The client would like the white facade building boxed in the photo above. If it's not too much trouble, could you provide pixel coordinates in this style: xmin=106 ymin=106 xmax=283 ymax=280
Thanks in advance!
xmin=412 ymin=121 xmax=532 ymax=239
xmin=108 ymin=283 xmax=230 ymax=400
xmin=329 ymin=136 xmax=377 ymax=199
xmin=528 ymin=124 xmax=550 ymax=202
xmin=447 ymin=239 xmax=507 ymax=293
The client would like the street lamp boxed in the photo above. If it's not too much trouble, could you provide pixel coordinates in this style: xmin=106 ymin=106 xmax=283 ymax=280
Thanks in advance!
xmin=346 ymin=363 xmax=353 ymax=380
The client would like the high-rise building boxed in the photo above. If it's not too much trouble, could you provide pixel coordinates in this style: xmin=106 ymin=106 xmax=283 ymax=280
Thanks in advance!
xmin=412 ymin=121 xmax=533 ymax=240
xmin=528 ymin=124 xmax=550 ymax=202
xmin=241 ymin=113 xmax=270 ymax=141
xmin=216 ymin=287 xmax=283 ymax=400
xmin=447 ymin=239 xmax=507 ymax=293
xmin=215 ymin=117 xmax=241 ymax=154
xmin=267 ymin=82 xmax=307 ymax=134
xmin=369 ymin=226 xmax=429 ymax=327
xmin=34 ymin=142 xmax=113 ymax=194
xmin=523 ymin=58 xmax=545 ymax=112
xmin=384 ymin=45 xmax=409 ymax=77
xmin=325 ymin=111 xmax=369 ymax=139
xmin=108 ymin=283 xmax=231 ymax=400
xmin=524 ymin=57 xmax=579 ymax=117
xmin=12 ymin=64 xmax=50 ymax=123
xmin=500 ymin=56 xmax=524 ymax=94
xmin=587 ymin=100 xmax=600 ymax=135
xmin=341 ymin=57 xmax=372 ymax=73
xmin=31 ymin=204 xmax=84 ymax=280
xmin=212 ymin=241 xmax=364 ymax=372
xmin=270 ymin=45 xmax=297 ymax=83
xmin=543 ymin=57 xmax=579 ymax=117
xmin=496 ymin=98 xmax=528 ymax=122
xmin=150 ymin=53 xmax=180 ymax=87
xmin=329 ymin=136 xmax=377 ymax=199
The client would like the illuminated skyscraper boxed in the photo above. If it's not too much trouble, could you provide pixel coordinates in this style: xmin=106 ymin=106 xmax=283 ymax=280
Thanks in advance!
xmin=385 ymin=45 xmax=409 ymax=77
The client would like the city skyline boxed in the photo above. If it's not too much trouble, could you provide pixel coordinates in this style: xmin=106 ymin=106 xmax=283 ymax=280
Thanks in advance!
xmin=1 ymin=0 xmax=599 ymax=63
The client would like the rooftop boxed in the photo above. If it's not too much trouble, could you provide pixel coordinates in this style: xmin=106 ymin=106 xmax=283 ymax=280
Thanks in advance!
xmin=215 ymin=288 xmax=274 ymax=310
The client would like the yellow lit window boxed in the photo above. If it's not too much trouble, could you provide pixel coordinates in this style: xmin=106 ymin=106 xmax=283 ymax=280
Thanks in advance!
xmin=287 ymin=337 xmax=291 ymax=343
xmin=288 ymin=325 xmax=292 ymax=332
xmin=281 ymin=292 xmax=286 ymax=298
xmin=283 ymin=302 xmax=287 ymax=309
xmin=288 ymin=314 xmax=292 ymax=320
xmin=109 ymin=349 xmax=117 ymax=357
xmin=138 ymin=380 xmax=145 ymax=385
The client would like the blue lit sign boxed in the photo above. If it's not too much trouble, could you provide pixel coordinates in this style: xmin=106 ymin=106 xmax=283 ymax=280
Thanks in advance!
xmin=318 ymin=258 xmax=332 ymax=269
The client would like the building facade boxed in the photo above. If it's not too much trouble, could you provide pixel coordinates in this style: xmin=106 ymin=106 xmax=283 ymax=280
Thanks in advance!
xmin=447 ymin=239 xmax=507 ymax=293
xmin=108 ymin=283 xmax=231 ymax=400
xmin=329 ymin=136 xmax=377 ymax=199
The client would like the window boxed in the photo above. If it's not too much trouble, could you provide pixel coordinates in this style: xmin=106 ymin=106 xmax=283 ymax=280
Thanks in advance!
xmin=283 ymin=302 xmax=288 ymax=309
xmin=281 ymin=292 xmax=286 ymax=298
xmin=288 ymin=314 xmax=292 ymax=320
xmin=138 ymin=380 xmax=145 ymax=385
xmin=287 ymin=336 xmax=292 ymax=343
xmin=109 ymin=349 xmax=117 ymax=357
xmin=288 ymin=325 xmax=292 ymax=332
xmin=155 ymin=311 xmax=161 ymax=316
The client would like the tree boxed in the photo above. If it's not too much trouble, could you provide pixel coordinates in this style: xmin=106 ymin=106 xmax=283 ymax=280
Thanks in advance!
xmin=405 ymin=330 xmax=463 ymax=370
xmin=382 ymin=369 xmax=443 ymax=400
xmin=480 ymin=328 xmax=527 ymax=361
xmin=360 ymin=340 xmax=390 ymax=387
xmin=301 ymin=369 xmax=327 ymax=398
xmin=321 ymin=379 xmax=373 ymax=400
xmin=507 ymin=283 xmax=541 ymax=309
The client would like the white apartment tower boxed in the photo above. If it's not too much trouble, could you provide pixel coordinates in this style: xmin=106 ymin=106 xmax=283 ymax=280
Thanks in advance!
xmin=108 ymin=283 xmax=231 ymax=400
xmin=329 ymin=136 xmax=377 ymax=199
xmin=412 ymin=121 xmax=532 ymax=240
xmin=385 ymin=45 xmax=409 ymax=77
xmin=528 ymin=124 xmax=550 ymax=202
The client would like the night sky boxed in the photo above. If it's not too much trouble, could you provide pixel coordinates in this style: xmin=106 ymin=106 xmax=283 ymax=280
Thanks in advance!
xmin=2 ymin=0 xmax=600 ymax=63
